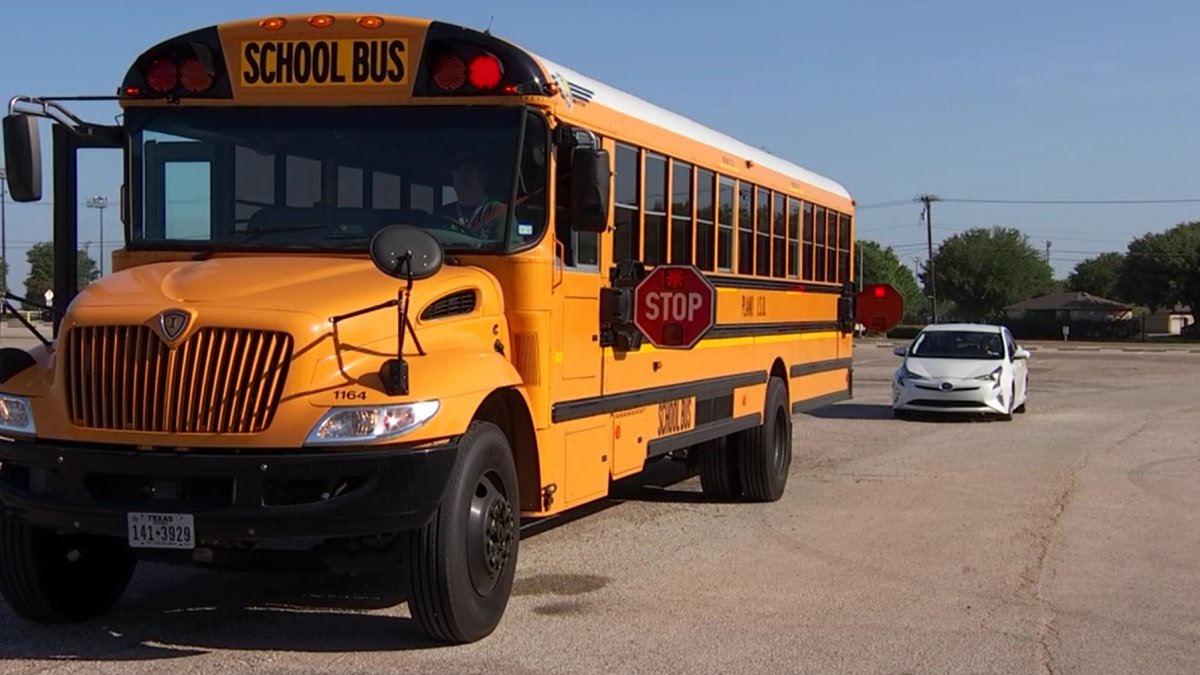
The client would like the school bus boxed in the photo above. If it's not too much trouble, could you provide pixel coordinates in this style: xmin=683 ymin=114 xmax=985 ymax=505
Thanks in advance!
xmin=0 ymin=13 xmax=857 ymax=643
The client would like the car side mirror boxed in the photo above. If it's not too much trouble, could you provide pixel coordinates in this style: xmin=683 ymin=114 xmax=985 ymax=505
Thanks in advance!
xmin=1013 ymin=348 xmax=1030 ymax=360
xmin=892 ymin=345 xmax=907 ymax=357
xmin=569 ymin=147 xmax=610 ymax=233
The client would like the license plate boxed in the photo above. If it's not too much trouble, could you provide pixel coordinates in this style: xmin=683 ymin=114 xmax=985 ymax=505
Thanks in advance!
xmin=127 ymin=512 xmax=195 ymax=550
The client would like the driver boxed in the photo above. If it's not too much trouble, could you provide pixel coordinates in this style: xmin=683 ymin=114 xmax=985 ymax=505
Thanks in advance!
xmin=441 ymin=152 xmax=508 ymax=239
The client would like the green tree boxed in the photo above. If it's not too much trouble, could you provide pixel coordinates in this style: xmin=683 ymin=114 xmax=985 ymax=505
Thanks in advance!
xmin=1066 ymin=252 xmax=1125 ymax=301
xmin=1118 ymin=221 xmax=1200 ymax=323
xmin=854 ymin=240 xmax=924 ymax=318
xmin=929 ymin=226 xmax=1055 ymax=321
xmin=22 ymin=242 xmax=99 ymax=308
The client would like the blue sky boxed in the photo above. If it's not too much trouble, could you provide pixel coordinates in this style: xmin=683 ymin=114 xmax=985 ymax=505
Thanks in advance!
xmin=2 ymin=0 xmax=1198 ymax=291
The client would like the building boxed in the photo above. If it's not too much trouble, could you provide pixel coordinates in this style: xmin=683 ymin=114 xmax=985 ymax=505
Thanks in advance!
xmin=1143 ymin=304 xmax=1194 ymax=336
xmin=1004 ymin=291 xmax=1134 ymax=322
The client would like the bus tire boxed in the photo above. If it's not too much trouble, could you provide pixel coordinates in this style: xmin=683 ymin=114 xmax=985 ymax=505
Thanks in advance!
xmin=696 ymin=436 xmax=741 ymax=500
xmin=736 ymin=376 xmax=792 ymax=502
xmin=0 ymin=515 xmax=136 ymax=623
xmin=406 ymin=420 xmax=519 ymax=644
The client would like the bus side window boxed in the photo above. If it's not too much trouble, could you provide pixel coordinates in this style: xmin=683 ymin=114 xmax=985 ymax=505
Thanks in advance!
xmin=555 ymin=137 xmax=599 ymax=269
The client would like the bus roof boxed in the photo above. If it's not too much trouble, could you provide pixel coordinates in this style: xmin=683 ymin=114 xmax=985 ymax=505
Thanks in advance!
xmin=529 ymin=54 xmax=852 ymax=201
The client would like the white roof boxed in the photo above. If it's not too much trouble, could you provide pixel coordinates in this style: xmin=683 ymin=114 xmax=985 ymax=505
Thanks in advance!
xmin=921 ymin=323 xmax=1004 ymax=334
xmin=530 ymin=54 xmax=852 ymax=201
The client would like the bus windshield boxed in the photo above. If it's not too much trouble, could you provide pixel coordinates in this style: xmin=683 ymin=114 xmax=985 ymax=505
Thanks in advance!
xmin=126 ymin=106 xmax=548 ymax=254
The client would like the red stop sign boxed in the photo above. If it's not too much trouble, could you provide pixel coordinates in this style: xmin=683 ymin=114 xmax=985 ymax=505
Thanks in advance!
xmin=633 ymin=265 xmax=716 ymax=349
xmin=856 ymin=283 xmax=904 ymax=332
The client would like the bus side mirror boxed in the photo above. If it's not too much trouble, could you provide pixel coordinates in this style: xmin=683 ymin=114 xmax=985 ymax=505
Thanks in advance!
xmin=2 ymin=115 xmax=42 ymax=202
xmin=569 ymin=147 xmax=610 ymax=233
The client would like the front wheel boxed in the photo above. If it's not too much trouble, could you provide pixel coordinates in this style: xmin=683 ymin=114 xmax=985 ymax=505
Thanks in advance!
xmin=0 ymin=516 xmax=137 ymax=623
xmin=406 ymin=421 xmax=520 ymax=644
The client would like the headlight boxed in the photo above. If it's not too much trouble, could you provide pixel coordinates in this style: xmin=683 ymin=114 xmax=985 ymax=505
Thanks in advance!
xmin=305 ymin=401 xmax=439 ymax=446
xmin=0 ymin=394 xmax=36 ymax=437
xmin=975 ymin=366 xmax=1003 ymax=384
xmin=898 ymin=364 xmax=926 ymax=384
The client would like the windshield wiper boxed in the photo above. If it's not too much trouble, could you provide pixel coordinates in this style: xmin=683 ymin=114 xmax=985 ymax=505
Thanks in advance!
xmin=192 ymin=224 xmax=329 ymax=261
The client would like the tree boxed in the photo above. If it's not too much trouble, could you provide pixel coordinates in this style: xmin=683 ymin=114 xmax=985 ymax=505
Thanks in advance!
xmin=1066 ymin=252 xmax=1125 ymax=301
xmin=1118 ymin=221 xmax=1200 ymax=323
xmin=854 ymin=240 xmax=924 ymax=318
xmin=22 ymin=242 xmax=99 ymax=308
xmin=929 ymin=226 xmax=1055 ymax=321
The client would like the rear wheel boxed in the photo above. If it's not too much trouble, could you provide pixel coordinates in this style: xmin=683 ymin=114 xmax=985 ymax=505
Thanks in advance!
xmin=0 ymin=516 xmax=137 ymax=623
xmin=696 ymin=435 xmax=741 ymax=500
xmin=736 ymin=376 xmax=792 ymax=502
xmin=406 ymin=421 xmax=519 ymax=644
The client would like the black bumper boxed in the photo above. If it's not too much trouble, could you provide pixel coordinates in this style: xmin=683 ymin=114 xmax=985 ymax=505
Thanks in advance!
xmin=0 ymin=438 xmax=458 ymax=543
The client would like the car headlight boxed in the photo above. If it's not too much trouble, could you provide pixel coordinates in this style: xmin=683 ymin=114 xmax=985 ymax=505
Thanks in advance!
xmin=898 ymin=364 xmax=926 ymax=385
xmin=975 ymin=367 xmax=1003 ymax=385
xmin=305 ymin=401 xmax=439 ymax=446
xmin=0 ymin=394 xmax=36 ymax=437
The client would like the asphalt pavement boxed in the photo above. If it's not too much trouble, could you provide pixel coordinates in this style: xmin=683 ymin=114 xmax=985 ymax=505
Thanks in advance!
xmin=0 ymin=341 xmax=1198 ymax=673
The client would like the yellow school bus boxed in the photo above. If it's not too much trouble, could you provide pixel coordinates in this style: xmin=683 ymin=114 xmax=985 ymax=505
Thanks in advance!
xmin=0 ymin=13 xmax=856 ymax=642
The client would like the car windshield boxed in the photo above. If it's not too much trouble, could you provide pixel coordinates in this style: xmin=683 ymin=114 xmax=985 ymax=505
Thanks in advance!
xmin=126 ymin=106 xmax=548 ymax=254
xmin=910 ymin=330 xmax=1005 ymax=360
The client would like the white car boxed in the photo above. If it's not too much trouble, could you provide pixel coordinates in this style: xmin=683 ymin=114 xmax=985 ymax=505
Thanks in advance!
xmin=891 ymin=323 xmax=1030 ymax=420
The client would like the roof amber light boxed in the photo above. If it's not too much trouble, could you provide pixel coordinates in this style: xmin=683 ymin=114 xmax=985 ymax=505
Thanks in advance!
xmin=259 ymin=17 xmax=287 ymax=30
xmin=309 ymin=15 xmax=335 ymax=28
xmin=357 ymin=15 xmax=384 ymax=29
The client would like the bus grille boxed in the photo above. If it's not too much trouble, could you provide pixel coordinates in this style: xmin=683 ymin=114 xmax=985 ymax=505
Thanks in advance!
xmin=65 ymin=325 xmax=293 ymax=434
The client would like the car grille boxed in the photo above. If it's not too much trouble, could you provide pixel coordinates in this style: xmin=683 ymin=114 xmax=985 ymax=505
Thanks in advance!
xmin=908 ymin=399 xmax=987 ymax=409
xmin=64 ymin=325 xmax=292 ymax=434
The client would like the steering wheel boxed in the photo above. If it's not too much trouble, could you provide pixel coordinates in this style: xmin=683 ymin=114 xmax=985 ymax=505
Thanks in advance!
xmin=415 ymin=212 xmax=474 ymax=236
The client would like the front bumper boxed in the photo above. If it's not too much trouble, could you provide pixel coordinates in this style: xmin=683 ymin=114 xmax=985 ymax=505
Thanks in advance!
xmin=892 ymin=379 xmax=1006 ymax=414
xmin=0 ymin=437 xmax=458 ymax=543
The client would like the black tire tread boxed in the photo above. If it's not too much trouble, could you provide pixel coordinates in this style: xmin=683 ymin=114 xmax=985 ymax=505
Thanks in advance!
xmin=738 ymin=377 xmax=791 ymax=502
xmin=696 ymin=436 xmax=740 ymax=499
xmin=0 ymin=516 xmax=136 ymax=623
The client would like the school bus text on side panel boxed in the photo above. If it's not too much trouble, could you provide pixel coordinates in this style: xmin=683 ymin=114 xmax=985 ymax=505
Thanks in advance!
xmin=0 ymin=11 xmax=878 ymax=647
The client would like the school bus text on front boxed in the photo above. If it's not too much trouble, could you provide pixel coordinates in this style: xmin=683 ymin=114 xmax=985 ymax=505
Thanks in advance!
xmin=0 ymin=12 xmax=867 ymax=644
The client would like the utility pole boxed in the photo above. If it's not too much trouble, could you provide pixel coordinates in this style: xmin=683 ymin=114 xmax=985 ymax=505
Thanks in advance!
xmin=0 ymin=167 xmax=7 ymax=295
xmin=1044 ymin=239 xmax=1052 ymax=264
xmin=86 ymin=196 xmax=108 ymax=278
xmin=915 ymin=194 xmax=940 ymax=323
xmin=859 ymin=244 xmax=865 ymax=291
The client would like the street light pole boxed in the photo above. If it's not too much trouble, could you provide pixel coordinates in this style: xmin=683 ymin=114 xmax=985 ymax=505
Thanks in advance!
xmin=0 ymin=167 xmax=7 ymax=294
xmin=86 ymin=196 xmax=108 ymax=278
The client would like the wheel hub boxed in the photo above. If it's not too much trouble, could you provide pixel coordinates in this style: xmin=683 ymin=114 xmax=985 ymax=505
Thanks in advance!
xmin=467 ymin=474 xmax=516 ymax=596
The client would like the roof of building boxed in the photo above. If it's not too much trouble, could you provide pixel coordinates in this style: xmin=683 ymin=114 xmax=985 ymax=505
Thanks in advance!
xmin=1005 ymin=291 xmax=1132 ymax=312
xmin=1149 ymin=303 xmax=1193 ymax=315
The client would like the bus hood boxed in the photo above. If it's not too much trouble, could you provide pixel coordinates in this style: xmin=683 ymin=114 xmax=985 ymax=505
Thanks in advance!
xmin=70 ymin=255 xmax=496 ymax=321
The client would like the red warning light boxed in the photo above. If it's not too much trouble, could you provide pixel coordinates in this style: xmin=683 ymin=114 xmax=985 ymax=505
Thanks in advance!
xmin=467 ymin=53 xmax=504 ymax=90
xmin=873 ymin=285 xmax=886 ymax=299
xmin=664 ymin=268 xmax=686 ymax=289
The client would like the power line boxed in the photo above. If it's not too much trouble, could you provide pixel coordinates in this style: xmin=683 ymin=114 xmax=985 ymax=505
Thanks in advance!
xmin=933 ymin=196 xmax=1200 ymax=205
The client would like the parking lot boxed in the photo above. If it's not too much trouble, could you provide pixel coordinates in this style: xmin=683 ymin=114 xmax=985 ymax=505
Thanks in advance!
xmin=2 ymin=343 xmax=1198 ymax=673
